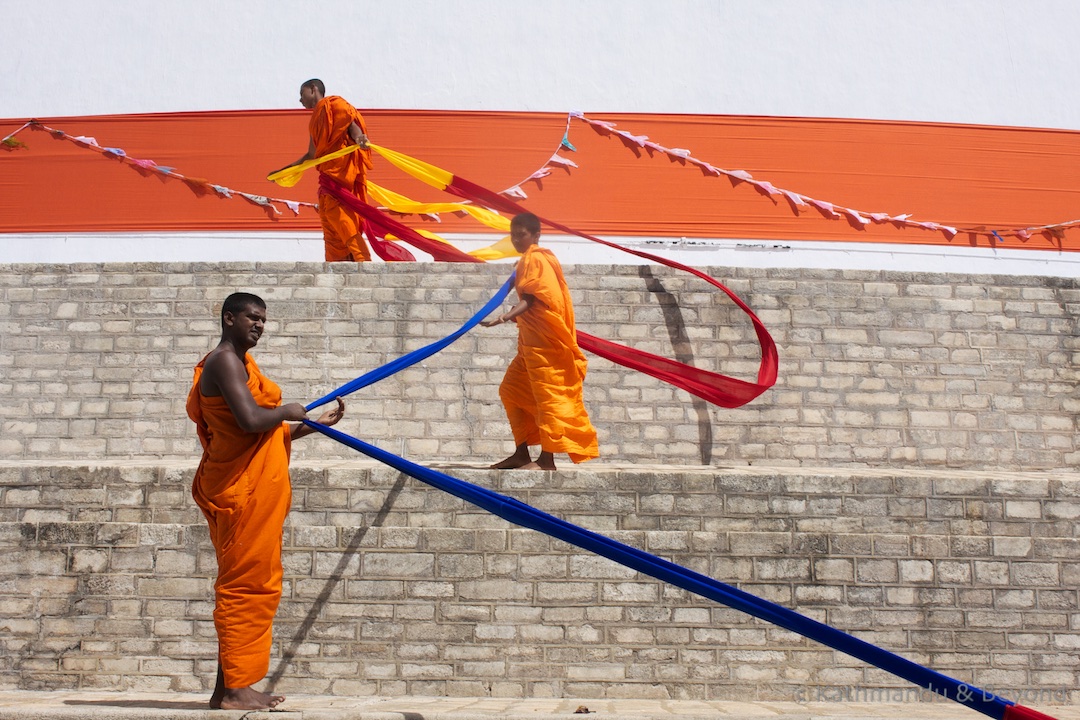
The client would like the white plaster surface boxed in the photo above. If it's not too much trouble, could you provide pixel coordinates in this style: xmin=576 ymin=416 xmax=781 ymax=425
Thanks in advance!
xmin=1 ymin=0 xmax=1077 ymax=130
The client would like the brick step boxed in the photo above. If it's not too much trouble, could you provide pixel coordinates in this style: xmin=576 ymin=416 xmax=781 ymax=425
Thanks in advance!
xmin=2 ymin=263 xmax=1076 ymax=468
xmin=4 ymin=462 xmax=1077 ymax=698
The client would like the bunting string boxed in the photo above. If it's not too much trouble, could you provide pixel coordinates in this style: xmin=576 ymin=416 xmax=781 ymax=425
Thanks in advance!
xmin=6 ymin=121 xmax=312 ymax=218
xmin=1 ymin=122 xmax=31 ymax=150
xmin=567 ymin=113 xmax=1079 ymax=246
xmin=9 ymin=113 xmax=1078 ymax=245
xmin=10 ymin=117 xmax=783 ymax=406
xmin=5 ymin=117 xmax=567 ymax=229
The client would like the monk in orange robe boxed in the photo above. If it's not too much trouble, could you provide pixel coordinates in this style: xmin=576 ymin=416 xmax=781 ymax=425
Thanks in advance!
xmin=187 ymin=292 xmax=345 ymax=710
xmin=481 ymin=213 xmax=599 ymax=469
xmin=272 ymin=78 xmax=374 ymax=262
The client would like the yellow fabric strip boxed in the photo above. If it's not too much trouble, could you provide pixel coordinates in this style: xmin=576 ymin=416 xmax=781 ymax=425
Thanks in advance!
xmin=267 ymin=142 xmax=519 ymax=260
xmin=368 ymin=143 xmax=454 ymax=190
xmin=266 ymin=144 xmax=363 ymax=187
xmin=391 ymin=225 xmax=519 ymax=261
xmin=366 ymin=182 xmax=519 ymax=260
xmin=366 ymin=182 xmax=511 ymax=232
xmin=268 ymin=143 xmax=503 ymax=231
xmin=468 ymin=236 xmax=521 ymax=261
xmin=386 ymin=227 xmax=454 ymax=245
xmin=364 ymin=145 xmax=519 ymax=258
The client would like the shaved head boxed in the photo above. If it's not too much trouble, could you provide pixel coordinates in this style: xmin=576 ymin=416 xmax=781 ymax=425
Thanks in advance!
xmin=301 ymin=78 xmax=325 ymax=96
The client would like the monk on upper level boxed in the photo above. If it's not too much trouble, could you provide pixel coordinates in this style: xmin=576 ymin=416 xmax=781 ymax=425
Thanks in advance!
xmin=272 ymin=78 xmax=373 ymax=262
xmin=481 ymin=212 xmax=600 ymax=470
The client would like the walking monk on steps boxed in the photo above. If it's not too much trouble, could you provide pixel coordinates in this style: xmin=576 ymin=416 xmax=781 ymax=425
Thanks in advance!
xmin=187 ymin=292 xmax=346 ymax=710
xmin=272 ymin=78 xmax=373 ymax=262
xmin=481 ymin=213 xmax=600 ymax=470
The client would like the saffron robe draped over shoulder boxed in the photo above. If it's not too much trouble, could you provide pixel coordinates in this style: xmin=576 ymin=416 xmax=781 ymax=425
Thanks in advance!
xmin=310 ymin=95 xmax=374 ymax=262
xmin=500 ymin=245 xmax=599 ymax=463
xmin=187 ymin=353 xmax=292 ymax=689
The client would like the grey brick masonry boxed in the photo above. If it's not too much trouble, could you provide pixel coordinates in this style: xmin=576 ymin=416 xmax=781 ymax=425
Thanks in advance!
xmin=0 ymin=262 xmax=1076 ymax=468
xmin=0 ymin=462 xmax=1077 ymax=702
xmin=0 ymin=262 xmax=1077 ymax=702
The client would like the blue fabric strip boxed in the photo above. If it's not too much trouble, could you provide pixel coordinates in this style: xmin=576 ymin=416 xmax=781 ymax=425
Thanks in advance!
xmin=305 ymin=272 xmax=515 ymax=411
xmin=303 ymin=419 xmax=1013 ymax=720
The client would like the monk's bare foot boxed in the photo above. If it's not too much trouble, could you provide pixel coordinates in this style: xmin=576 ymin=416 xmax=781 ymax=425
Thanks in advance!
xmin=491 ymin=454 xmax=530 ymax=469
xmin=534 ymin=451 xmax=557 ymax=470
xmin=211 ymin=686 xmax=285 ymax=710
xmin=209 ymin=666 xmax=225 ymax=709
xmin=518 ymin=452 xmax=556 ymax=471
xmin=490 ymin=443 xmax=532 ymax=469
xmin=516 ymin=460 xmax=556 ymax=471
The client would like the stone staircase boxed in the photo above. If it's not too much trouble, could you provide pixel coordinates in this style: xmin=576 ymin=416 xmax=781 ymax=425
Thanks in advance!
xmin=2 ymin=460 xmax=1077 ymax=705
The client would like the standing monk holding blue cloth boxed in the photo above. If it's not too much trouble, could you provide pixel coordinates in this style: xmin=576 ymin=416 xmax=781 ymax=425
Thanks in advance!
xmin=482 ymin=213 xmax=600 ymax=470
xmin=187 ymin=292 xmax=345 ymax=710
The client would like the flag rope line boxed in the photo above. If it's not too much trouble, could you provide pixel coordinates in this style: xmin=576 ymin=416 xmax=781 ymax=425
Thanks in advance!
xmin=567 ymin=113 xmax=1079 ymax=245
xmin=9 ymin=115 xmax=1078 ymax=244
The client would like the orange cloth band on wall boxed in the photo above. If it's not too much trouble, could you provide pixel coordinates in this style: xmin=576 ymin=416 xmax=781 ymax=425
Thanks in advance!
xmin=1 ymin=109 xmax=1078 ymax=251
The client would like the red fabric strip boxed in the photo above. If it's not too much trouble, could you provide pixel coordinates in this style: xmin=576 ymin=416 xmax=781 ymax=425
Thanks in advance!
xmin=441 ymin=176 xmax=778 ymax=405
xmin=1002 ymin=705 xmax=1060 ymax=720
xmin=576 ymin=331 xmax=769 ymax=408
xmin=318 ymin=174 xmax=483 ymax=264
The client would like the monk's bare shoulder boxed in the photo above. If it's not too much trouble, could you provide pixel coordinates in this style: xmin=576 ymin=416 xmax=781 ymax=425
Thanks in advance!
xmin=200 ymin=345 xmax=245 ymax=397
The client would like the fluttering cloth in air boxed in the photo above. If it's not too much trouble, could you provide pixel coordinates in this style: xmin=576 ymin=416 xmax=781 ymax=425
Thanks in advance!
xmin=304 ymin=418 xmax=1053 ymax=720
xmin=306 ymin=273 xmax=516 ymax=411
xmin=299 ymin=274 xmax=1054 ymax=720
xmin=317 ymin=173 xmax=483 ymax=263
xmin=186 ymin=354 xmax=292 ymax=689
xmin=501 ymin=245 xmax=598 ymax=462
xmin=266 ymin=143 xmax=360 ymax=188
xmin=367 ymin=143 xmax=780 ymax=407
xmin=280 ymin=140 xmax=779 ymax=408
xmin=310 ymin=96 xmax=374 ymax=261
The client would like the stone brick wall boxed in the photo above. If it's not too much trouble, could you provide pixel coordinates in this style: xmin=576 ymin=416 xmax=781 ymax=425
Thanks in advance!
xmin=0 ymin=261 xmax=1075 ymax=469
xmin=1 ymin=462 xmax=1077 ymax=702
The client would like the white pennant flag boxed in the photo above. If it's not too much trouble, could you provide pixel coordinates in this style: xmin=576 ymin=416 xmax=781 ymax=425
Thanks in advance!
xmin=547 ymin=154 xmax=578 ymax=169
xmin=782 ymin=190 xmax=808 ymax=207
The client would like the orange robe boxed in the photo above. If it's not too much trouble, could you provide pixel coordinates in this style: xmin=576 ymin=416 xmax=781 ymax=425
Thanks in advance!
xmin=310 ymin=95 xmax=374 ymax=262
xmin=186 ymin=353 xmax=292 ymax=689
xmin=500 ymin=245 xmax=599 ymax=463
